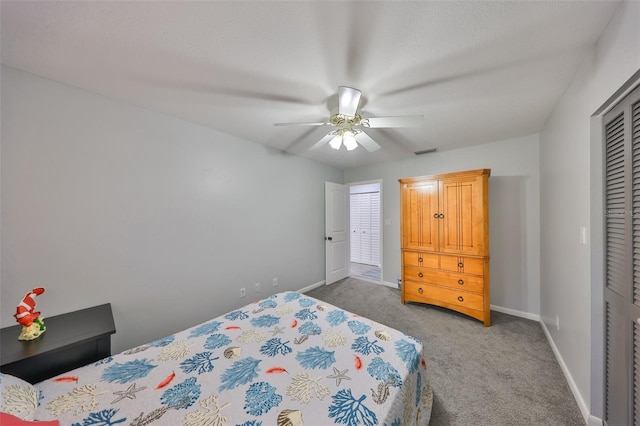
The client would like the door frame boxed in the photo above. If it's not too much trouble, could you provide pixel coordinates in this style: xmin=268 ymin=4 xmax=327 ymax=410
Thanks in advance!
xmin=348 ymin=179 xmax=383 ymax=282
xmin=590 ymin=69 xmax=640 ymax=423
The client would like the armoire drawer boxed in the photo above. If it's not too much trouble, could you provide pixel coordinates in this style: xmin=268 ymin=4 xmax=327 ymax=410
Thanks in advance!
xmin=403 ymin=251 xmax=439 ymax=269
xmin=439 ymin=255 xmax=485 ymax=276
xmin=404 ymin=282 xmax=484 ymax=311
xmin=404 ymin=266 xmax=484 ymax=293
xmin=403 ymin=252 xmax=484 ymax=276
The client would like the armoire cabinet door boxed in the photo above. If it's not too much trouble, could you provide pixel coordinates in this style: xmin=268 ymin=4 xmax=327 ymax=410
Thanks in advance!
xmin=401 ymin=180 xmax=439 ymax=251
xmin=401 ymin=173 xmax=488 ymax=256
xmin=439 ymin=175 xmax=488 ymax=256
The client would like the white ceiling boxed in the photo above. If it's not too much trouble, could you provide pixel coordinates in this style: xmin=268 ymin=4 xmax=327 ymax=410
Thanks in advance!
xmin=1 ymin=1 xmax=621 ymax=169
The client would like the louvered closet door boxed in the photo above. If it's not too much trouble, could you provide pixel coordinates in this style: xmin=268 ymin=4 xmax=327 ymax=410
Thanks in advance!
xmin=350 ymin=194 xmax=361 ymax=263
xmin=358 ymin=193 xmax=372 ymax=264
xmin=632 ymin=94 xmax=640 ymax=426
xmin=350 ymin=192 xmax=381 ymax=266
xmin=603 ymin=84 xmax=640 ymax=426
xmin=369 ymin=192 xmax=381 ymax=267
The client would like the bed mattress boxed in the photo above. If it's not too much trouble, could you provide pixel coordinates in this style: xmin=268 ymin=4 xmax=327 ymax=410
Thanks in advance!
xmin=33 ymin=291 xmax=432 ymax=425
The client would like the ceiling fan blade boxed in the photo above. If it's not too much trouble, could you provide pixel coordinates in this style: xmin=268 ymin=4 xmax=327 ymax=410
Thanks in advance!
xmin=338 ymin=86 xmax=362 ymax=117
xmin=274 ymin=121 xmax=330 ymax=127
xmin=355 ymin=131 xmax=381 ymax=153
xmin=363 ymin=115 xmax=424 ymax=128
xmin=309 ymin=133 xmax=335 ymax=151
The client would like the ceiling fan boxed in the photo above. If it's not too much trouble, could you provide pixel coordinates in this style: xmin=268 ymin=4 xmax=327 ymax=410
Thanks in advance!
xmin=275 ymin=86 xmax=423 ymax=152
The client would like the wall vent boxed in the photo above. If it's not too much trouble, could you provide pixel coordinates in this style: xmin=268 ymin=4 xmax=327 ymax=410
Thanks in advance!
xmin=414 ymin=148 xmax=438 ymax=155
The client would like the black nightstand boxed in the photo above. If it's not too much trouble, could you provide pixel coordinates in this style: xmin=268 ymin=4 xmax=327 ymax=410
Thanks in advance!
xmin=0 ymin=303 xmax=116 ymax=384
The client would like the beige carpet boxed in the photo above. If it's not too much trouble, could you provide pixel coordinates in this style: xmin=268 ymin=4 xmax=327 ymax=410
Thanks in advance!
xmin=306 ymin=277 xmax=585 ymax=426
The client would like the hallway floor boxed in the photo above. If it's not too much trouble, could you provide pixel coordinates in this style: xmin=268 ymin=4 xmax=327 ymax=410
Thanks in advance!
xmin=350 ymin=262 xmax=381 ymax=282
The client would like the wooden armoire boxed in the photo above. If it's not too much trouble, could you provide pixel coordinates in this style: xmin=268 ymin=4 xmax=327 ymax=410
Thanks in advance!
xmin=399 ymin=169 xmax=491 ymax=326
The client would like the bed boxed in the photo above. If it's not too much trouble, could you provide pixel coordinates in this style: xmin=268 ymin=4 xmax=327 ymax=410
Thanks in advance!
xmin=1 ymin=291 xmax=432 ymax=425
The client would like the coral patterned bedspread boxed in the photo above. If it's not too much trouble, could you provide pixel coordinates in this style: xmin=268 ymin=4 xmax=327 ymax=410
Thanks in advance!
xmin=34 ymin=291 xmax=432 ymax=425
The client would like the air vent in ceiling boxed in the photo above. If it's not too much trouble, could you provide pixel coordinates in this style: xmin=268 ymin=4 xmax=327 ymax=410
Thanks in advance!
xmin=414 ymin=148 xmax=438 ymax=155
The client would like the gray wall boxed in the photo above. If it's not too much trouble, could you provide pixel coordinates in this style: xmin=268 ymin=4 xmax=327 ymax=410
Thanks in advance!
xmin=0 ymin=66 xmax=343 ymax=353
xmin=345 ymin=134 xmax=541 ymax=316
xmin=539 ymin=1 xmax=640 ymax=422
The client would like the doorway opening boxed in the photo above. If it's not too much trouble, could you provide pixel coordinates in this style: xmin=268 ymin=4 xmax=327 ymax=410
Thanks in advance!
xmin=349 ymin=181 xmax=382 ymax=283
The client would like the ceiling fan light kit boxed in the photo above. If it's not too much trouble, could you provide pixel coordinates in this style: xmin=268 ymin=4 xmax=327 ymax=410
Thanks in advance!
xmin=329 ymin=134 xmax=342 ymax=150
xmin=275 ymin=86 xmax=424 ymax=153
xmin=329 ymin=130 xmax=360 ymax=151
xmin=343 ymin=132 xmax=358 ymax=151
xmin=328 ymin=129 xmax=360 ymax=151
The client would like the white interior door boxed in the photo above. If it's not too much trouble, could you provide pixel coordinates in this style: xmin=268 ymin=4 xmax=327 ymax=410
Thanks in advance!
xmin=325 ymin=182 xmax=349 ymax=285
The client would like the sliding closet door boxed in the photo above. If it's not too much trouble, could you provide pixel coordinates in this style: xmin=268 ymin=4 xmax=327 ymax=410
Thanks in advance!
xmin=603 ymin=83 xmax=640 ymax=426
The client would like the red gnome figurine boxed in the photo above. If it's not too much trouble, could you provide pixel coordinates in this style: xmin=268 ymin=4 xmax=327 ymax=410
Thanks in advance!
xmin=14 ymin=287 xmax=47 ymax=340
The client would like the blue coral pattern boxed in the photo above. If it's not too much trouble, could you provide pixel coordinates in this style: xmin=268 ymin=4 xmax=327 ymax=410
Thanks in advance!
xmin=33 ymin=292 xmax=431 ymax=425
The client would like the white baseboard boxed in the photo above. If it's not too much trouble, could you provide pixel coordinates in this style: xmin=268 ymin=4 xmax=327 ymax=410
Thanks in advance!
xmin=540 ymin=320 xmax=593 ymax=425
xmin=381 ymin=280 xmax=400 ymax=289
xmin=490 ymin=304 xmax=540 ymax=321
xmin=299 ymin=280 xmax=326 ymax=293
xmin=587 ymin=414 xmax=603 ymax=426
xmin=301 ymin=278 xmax=397 ymax=294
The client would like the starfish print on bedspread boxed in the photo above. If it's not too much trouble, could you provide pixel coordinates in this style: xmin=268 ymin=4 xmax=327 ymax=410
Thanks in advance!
xmin=271 ymin=325 xmax=285 ymax=336
xmin=112 ymin=382 xmax=147 ymax=404
xmin=327 ymin=367 xmax=351 ymax=386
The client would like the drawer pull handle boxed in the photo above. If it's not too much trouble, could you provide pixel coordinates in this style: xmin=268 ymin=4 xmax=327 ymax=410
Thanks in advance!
xmin=457 ymin=296 xmax=464 ymax=302
xmin=458 ymin=279 xmax=464 ymax=285
xmin=458 ymin=262 xmax=464 ymax=268
xmin=418 ymin=287 xmax=424 ymax=294
xmin=433 ymin=213 xmax=439 ymax=218
xmin=418 ymin=272 xmax=424 ymax=278
xmin=418 ymin=257 xmax=423 ymax=263
xmin=438 ymin=213 xmax=444 ymax=219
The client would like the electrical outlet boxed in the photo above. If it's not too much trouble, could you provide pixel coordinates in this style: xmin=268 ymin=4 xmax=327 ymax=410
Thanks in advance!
xmin=255 ymin=282 xmax=261 ymax=292
xmin=240 ymin=287 xmax=246 ymax=298
xmin=555 ymin=315 xmax=560 ymax=331
xmin=273 ymin=277 xmax=278 ymax=287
